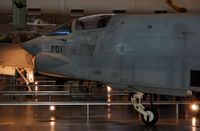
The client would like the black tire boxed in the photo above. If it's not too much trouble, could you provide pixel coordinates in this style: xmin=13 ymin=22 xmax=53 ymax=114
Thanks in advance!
xmin=141 ymin=106 xmax=159 ymax=126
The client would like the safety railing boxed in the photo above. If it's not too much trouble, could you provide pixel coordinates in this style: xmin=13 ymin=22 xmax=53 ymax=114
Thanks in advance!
xmin=0 ymin=84 xmax=199 ymax=123
xmin=0 ymin=99 xmax=198 ymax=122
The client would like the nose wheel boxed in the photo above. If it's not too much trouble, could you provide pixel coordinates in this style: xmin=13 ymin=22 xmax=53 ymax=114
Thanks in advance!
xmin=141 ymin=106 xmax=159 ymax=126
xmin=131 ymin=93 xmax=159 ymax=126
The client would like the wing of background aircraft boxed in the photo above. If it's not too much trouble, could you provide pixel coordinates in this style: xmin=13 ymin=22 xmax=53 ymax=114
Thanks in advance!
xmin=0 ymin=44 xmax=33 ymax=69
xmin=27 ymin=19 xmax=57 ymax=27
xmin=0 ymin=43 xmax=34 ymax=82
xmin=0 ymin=32 xmax=40 ymax=83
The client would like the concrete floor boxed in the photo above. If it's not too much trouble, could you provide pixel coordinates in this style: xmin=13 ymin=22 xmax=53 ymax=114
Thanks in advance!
xmin=0 ymin=104 xmax=199 ymax=131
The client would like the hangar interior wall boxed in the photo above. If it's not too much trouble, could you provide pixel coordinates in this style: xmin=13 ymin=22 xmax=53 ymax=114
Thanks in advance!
xmin=0 ymin=0 xmax=200 ymax=15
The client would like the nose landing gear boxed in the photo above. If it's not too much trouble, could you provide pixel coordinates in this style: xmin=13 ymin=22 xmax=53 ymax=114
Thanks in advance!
xmin=131 ymin=93 xmax=159 ymax=126
xmin=141 ymin=106 xmax=159 ymax=126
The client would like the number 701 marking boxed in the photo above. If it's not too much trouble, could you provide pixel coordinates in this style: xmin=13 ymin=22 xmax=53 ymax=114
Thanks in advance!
xmin=50 ymin=45 xmax=63 ymax=53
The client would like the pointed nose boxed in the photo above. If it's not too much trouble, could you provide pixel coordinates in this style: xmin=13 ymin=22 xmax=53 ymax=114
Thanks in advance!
xmin=21 ymin=37 xmax=42 ymax=55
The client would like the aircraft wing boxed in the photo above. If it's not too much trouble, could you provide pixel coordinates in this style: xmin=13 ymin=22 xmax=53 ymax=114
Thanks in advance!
xmin=0 ymin=44 xmax=33 ymax=75
xmin=27 ymin=22 xmax=57 ymax=27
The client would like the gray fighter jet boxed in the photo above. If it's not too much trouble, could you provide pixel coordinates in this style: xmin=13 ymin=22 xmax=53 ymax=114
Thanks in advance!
xmin=2 ymin=13 xmax=200 ymax=125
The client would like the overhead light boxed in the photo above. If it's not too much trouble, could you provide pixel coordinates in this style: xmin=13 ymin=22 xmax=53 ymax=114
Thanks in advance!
xmin=49 ymin=105 xmax=56 ymax=111
xmin=107 ymin=86 xmax=112 ymax=93
xmin=191 ymin=104 xmax=199 ymax=112
xmin=35 ymin=81 xmax=38 ymax=85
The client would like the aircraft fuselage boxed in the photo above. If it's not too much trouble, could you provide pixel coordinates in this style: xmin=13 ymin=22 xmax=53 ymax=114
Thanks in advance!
xmin=22 ymin=13 xmax=200 ymax=96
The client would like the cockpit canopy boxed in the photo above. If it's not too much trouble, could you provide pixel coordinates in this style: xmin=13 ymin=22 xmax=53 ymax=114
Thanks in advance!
xmin=76 ymin=14 xmax=113 ymax=30
xmin=45 ymin=14 xmax=113 ymax=36
xmin=46 ymin=22 xmax=72 ymax=36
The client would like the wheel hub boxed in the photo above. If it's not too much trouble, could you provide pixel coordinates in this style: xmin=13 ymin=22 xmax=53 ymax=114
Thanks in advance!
xmin=144 ymin=111 xmax=154 ymax=122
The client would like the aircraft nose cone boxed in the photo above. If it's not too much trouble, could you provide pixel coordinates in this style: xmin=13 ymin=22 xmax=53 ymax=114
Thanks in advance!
xmin=21 ymin=37 xmax=42 ymax=55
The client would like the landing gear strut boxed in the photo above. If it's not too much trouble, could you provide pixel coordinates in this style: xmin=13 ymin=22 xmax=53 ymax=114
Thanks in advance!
xmin=16 ymin=68 xmax=34 ymax=91
xmin=131 ymin=93 xmax=159 ymax=126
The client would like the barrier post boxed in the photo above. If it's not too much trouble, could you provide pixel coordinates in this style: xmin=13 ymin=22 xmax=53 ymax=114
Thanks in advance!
xmin=176 ymin=103 xmax=179 ymax=123
xmin=86 ymin=104 xmax=90 ymax=124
